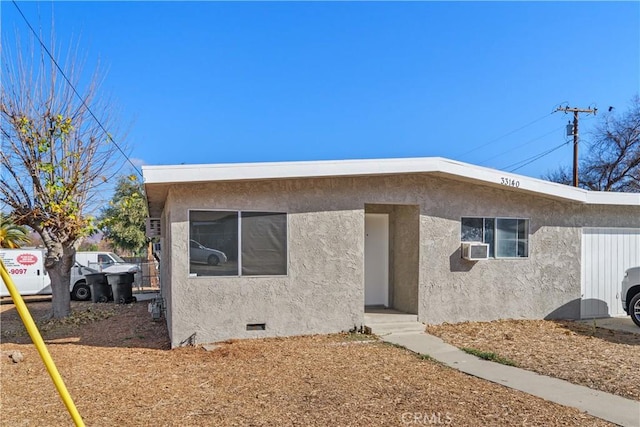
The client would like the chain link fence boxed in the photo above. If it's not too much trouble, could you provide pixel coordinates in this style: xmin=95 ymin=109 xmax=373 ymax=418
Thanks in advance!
xmin=122 ymin=257 xmax=160 ymax=291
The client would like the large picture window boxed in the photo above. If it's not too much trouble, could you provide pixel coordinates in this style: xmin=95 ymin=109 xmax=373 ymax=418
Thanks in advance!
xmin=189 ymin=210 xmax=287 ymax=276
xmin=461 ymin=217 xmax=529 ymax=258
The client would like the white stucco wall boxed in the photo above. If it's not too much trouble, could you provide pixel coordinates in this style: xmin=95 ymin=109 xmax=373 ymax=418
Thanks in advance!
xmin=159 ymin=174 xmax=640 ymax=347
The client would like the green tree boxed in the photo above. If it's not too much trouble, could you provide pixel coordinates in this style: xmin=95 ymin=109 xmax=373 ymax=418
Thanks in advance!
xmin=0 ymin=213 xmax=31 ymax=248
xmin=1 ymin=35 xmax=124 ymax=317
xmin=100 ymin=175 xmax=148 ymax=255
xmin=545 ymin=96 xmax=640 ymax=192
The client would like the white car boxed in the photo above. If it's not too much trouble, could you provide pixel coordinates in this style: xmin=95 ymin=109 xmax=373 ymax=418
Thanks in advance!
xmin=621 ymin=266 xmax=640 ymax=328
xmin=189 ymin=240 xmax=227 ymax=266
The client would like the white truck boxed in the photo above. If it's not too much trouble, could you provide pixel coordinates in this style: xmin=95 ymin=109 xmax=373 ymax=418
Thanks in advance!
xmin=74 ymin=252 xmax=140 ymax=274
xmin=621 ymin=266 xmax=640 ymax=328
xmin=0 ymin=249 xmax=97 ymax=301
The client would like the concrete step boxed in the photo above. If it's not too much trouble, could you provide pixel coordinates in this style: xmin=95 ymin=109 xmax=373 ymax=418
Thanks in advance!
xmin=367 ymin=321 xmax=425 ymax=336
xmin=364 ymin=313 xmax=418 ymax=324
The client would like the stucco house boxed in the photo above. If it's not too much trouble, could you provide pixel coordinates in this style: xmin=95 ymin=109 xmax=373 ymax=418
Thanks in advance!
xmin=142 ymin=157 xmax=640 ymax=348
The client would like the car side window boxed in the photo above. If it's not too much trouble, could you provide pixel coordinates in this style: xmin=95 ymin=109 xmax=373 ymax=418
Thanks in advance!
xmin=98 ymin=255 xmax=112 ymax=265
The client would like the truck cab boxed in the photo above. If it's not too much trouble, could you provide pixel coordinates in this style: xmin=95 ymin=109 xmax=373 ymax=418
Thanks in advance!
xmin=74 ymin=252 xmax=140 ymax=274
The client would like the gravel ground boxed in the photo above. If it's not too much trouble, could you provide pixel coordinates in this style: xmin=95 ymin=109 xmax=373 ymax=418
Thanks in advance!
xmin=1 ymin=301 xmax=615 ymax=426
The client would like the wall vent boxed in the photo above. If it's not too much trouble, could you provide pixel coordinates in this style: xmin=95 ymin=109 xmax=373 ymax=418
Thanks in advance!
xmin=246 ymin=323 xmax=266 ymax=331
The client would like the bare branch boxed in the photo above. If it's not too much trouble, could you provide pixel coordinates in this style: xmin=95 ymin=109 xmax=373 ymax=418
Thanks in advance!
xmin=1 ymin=28 xmax=127 ymax=317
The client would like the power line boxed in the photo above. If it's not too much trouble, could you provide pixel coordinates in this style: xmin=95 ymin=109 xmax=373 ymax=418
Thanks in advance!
xmin=478 ymin=125 xmax=565 ymax=166
xmin=508 ymin=142 xmax=568 ymax=173
xmin=494 ymin=106 xmax=599 ymax=175
xmin=503 ymin=140 xmax=570 ymax=172
xmin=10 ymin=1 xmax=143 ymax=178
xmin=457 ymin=112 xmax=553 ymax=158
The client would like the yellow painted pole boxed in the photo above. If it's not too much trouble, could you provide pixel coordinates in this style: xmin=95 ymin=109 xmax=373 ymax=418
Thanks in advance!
xmin=0 ymin=259 xmax=85 ymax=426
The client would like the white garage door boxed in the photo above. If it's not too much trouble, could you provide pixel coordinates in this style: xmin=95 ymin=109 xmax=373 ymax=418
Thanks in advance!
xmin=581 ymin=228 xmax=640 ymax=318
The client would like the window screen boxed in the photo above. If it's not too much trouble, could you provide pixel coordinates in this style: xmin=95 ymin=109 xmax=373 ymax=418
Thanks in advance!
xmin=241 ymin=212 xmax=287 ymax=276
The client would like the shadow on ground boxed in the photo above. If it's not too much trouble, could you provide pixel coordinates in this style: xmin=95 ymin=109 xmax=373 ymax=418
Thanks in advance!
xmin=552 ymin=319 xmax=640 ymax=346
xmin=0 ymin=300 xmax=170 ymax=349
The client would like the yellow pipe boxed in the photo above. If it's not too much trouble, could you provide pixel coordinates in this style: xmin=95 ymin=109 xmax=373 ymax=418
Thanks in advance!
xmin=0 ymin=259 xmax=85 ymax=426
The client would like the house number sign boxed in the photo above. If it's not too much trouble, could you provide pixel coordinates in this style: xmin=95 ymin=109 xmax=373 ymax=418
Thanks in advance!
xmin=500 ymin=177 xmax=520 ymax=188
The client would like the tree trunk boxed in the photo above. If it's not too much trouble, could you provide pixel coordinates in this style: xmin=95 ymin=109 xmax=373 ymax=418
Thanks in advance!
xmin=44 ymin=243 xmax=76 ymax=318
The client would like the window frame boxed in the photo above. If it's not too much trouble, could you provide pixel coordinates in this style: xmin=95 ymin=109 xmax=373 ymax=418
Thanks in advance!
xmin=188 ymin=209 xmax=289 ymax=278
xmin=460 ymin=216 xmax=530 ymax=259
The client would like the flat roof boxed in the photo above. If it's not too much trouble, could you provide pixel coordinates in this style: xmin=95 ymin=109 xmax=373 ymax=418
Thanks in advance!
xmin=143 ymin=157 xmax=640 ymax=216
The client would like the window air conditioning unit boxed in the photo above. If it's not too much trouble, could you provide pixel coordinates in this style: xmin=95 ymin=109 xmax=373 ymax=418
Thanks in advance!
xmin=146 ymin=218 xmax=162 ymax=238
xmin=461 ymin=242 xmax=489 ymax=261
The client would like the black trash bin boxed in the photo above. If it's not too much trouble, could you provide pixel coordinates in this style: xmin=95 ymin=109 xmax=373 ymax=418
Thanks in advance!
xmin=106 ymin=273 xmax=137 ymax=304
xmin=86 ymin=273 xmax=111 ymax=303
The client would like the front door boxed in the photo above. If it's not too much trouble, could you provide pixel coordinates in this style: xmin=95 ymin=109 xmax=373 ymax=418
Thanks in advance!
xmin=365 ymin=213 xmax=389 ymax=306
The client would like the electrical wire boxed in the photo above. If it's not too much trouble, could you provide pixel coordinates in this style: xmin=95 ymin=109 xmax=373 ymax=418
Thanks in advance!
xmin=459 ymin=101 xmax=594 ymax=170
xmin=498 ymin=106 xmax=599 ymax=173
xmin=457 ymin=112 xmax=554 ymax=158
xmin=10 ymin=1 xmax=143 ymax=178
xmin=503 ymin=140 xmax=570 ymax=172
xmin=477 ymin=125 xmax=565 ymax=166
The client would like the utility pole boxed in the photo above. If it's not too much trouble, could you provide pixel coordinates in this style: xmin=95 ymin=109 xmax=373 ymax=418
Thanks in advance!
xmin=555 ymin=106 xmax=597 ymax=187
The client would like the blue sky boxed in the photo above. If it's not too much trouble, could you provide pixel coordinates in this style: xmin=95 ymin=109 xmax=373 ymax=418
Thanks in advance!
xmin=2 ymin=1 xmax=639 ymax=180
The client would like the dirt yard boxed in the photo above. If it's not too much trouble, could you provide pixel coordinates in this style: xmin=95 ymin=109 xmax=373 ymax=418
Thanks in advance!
xmin=427 ymin=319 xmax=640 ymax=401
xmin=0 ymin=300 xmax=615 ymax=427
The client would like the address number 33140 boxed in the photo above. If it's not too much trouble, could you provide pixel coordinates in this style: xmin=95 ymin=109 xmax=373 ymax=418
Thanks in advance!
xmin=500 ymin=177 xmax=520 ymax=188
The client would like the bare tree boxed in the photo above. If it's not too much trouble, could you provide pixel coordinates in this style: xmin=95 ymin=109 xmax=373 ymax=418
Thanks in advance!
xmin=1 ymin=34 xmax=124 ymax=317
xmin=542 ymin=166 xmax=572 ymax=187
xmin=544 ymin=96 xmax=640 ymax=192
xmin=580 ymin=96 xmax=640 ymax=192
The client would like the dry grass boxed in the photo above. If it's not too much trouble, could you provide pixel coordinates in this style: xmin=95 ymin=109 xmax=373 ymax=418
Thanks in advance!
xmin=427 ymin=319 xmax=640 ymax=401
xmin=1 ymin=300 xmax=615 ymax=426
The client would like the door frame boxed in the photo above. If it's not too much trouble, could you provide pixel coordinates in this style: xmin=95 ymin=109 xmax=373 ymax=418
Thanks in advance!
xmin=364 ymin=213 xmax=389 ymax=307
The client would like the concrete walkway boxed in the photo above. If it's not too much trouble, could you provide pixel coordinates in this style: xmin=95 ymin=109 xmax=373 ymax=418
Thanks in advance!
xmin=382 ymin=332 xmax=640 ymax=427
